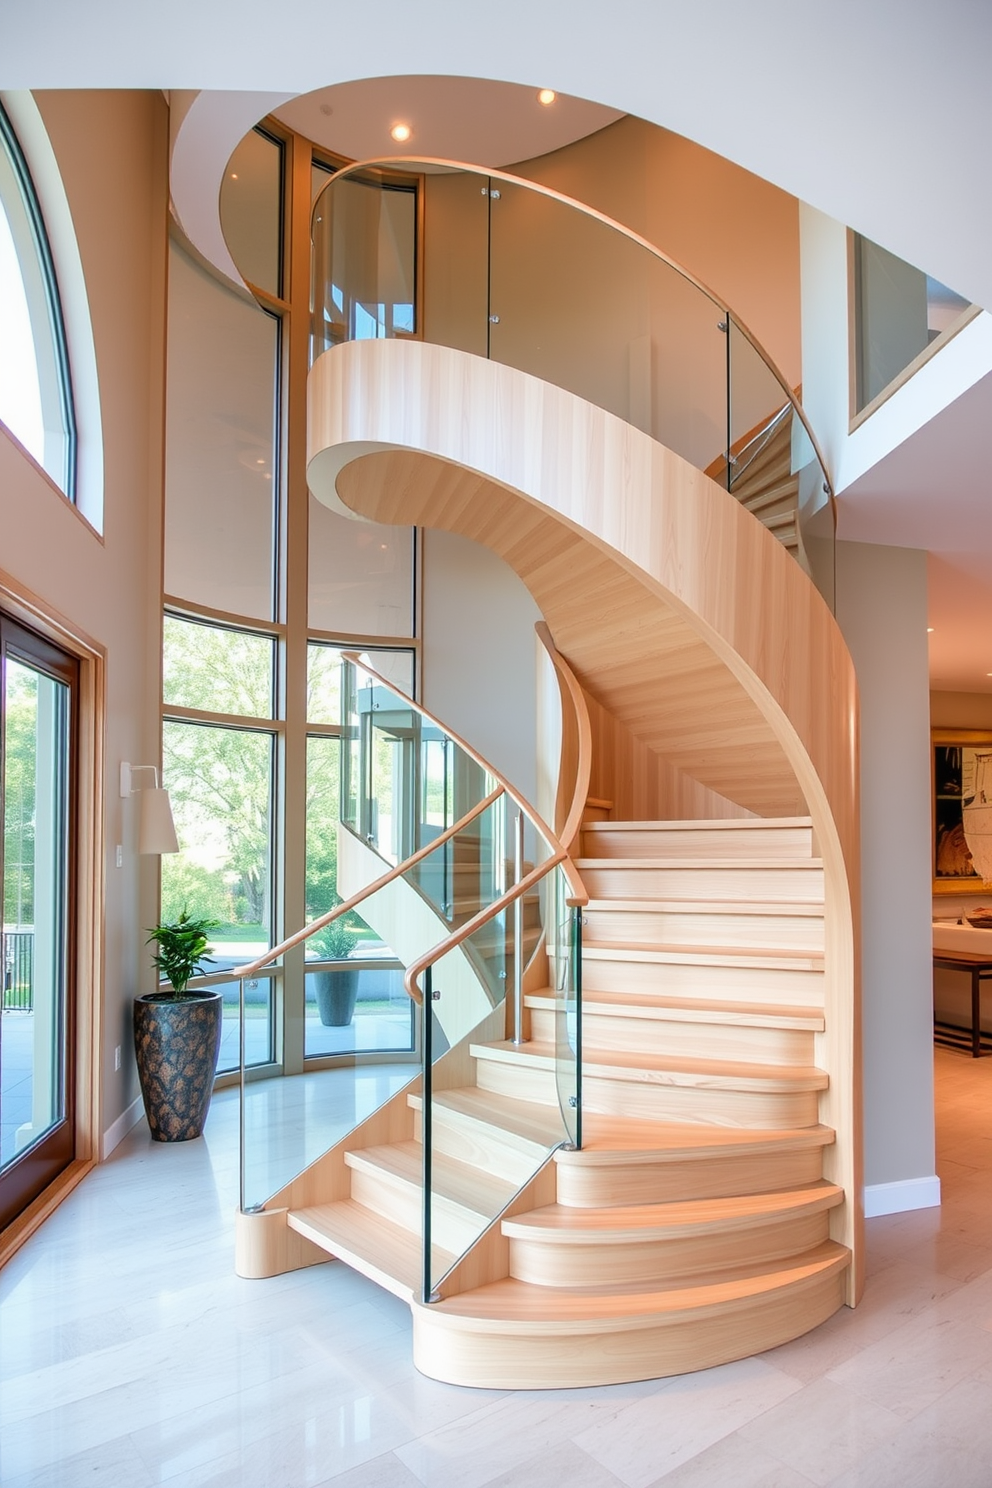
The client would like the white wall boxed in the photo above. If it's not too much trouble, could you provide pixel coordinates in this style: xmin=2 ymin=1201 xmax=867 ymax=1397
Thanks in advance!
xmin=835 ymin=541 xmax=937 ymax=1208
xmin=0 ymin=91 xmax=167 ymax=1151
xmin=420 ymin=530 xmax=540 ymax=806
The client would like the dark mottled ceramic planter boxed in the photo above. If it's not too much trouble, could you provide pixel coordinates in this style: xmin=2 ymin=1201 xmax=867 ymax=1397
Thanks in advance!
xmin=133 ymin=990 xmax=224 ymax=1142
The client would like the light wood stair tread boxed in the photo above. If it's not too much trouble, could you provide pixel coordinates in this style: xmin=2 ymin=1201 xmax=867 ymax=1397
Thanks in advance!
xmin=525 ymin=988 xmax=825 ymax=1030
xmin=502 ymin=1181 xmax=844 ymax=1240
xmin=581 ymin=817 xmax=813 ymax=832
xmin=471 ymin=1039 xmax=829 ymax=1091
xmin=346 ymin=1140 xmax=518 ymax=1216
xmin=288 ymin=1199 xmax=456 ymax=1300
xmin=582 ymin=942 xmax=824 ymax=970
xmin=562 ymin=1118 xmax=835 ymax=1163
xmin=576 ymin=857 xmax=823 ymax=870
xmin=409 ymin=1087 xmax=568 ymax=1149
xmin=422 ymin=1241 xmax=850 ymax=1330
xmin=585 ymin=897 xmax=824 ymax=914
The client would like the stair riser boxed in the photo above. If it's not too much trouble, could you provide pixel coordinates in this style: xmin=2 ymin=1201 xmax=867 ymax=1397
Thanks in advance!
xmin=410 ymin=1108 xmax=550 ymax=1187
xmin=508 ymin=1210 xmax=833 ymax=1288
xmin=580 ymin=1074 xmax=821 ymax=1129
xmin=579 ymin=956 xmax=824 ymax=1007
xmin=578 ymin=865 xmax=823 ymax=902
xmin=413 ymin=1266 xmax=848 ymax=1389
xmin=348 ymin=1168 xmax=484 ymax=1257
xmin=555 ymin=1147 xmax=828 ymax=1207
xmin=580 ymin=826 xmax=813 ymax=860
xmin=583 ymin=907 xmax=824 ymax=952
xmin=527 ymin=1006 xmax=815 ymax=1066
xmin=473 ymin=1057 xmax=822 ymax=1129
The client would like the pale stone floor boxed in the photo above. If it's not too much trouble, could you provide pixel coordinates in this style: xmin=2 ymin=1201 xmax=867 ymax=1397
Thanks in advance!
xmin=3 ymin=1049 xmax=992 ymax=1487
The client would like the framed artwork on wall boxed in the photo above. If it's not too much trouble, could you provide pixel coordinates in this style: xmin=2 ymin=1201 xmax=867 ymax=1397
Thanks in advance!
xmin=933 ymin=728 xmax=992 ymax=893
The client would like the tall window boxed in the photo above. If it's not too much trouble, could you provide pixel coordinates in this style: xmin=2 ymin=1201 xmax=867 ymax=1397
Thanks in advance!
xmin=0 ymin=104 xmax=76 ymax=496
xmin=163 ymin=124 xmax=418 ymax=1075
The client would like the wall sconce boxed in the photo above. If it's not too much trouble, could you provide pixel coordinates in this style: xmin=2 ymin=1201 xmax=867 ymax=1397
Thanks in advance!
xmin=120 ymin=763 xmax=179 ymax=855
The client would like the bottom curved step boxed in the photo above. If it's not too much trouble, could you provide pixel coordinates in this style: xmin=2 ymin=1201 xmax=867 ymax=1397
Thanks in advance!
xmin=412 ymin=1241 xmax=850 ymax=1389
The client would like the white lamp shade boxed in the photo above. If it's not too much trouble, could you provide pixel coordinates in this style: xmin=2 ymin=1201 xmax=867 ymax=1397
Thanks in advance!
xmin=138 ymin=787 xmax=180 ymax=855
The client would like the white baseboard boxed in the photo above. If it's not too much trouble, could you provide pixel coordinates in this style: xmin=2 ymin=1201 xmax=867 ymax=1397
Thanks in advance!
xmin=864 ymin=1174 xmax=941 ymax=1218
xmin=102 ymin=1094 xmax=145 ymax=1160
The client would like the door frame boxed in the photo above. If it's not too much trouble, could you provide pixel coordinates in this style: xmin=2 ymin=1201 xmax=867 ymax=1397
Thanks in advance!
xmin=0 ymin=569 xmax=104 ymax=1266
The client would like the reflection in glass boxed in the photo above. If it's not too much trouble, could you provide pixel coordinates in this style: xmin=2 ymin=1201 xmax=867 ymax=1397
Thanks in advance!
xmin=165 ymin=239 xmax=280 ymax=621
xmin=854 ymin=233 xmax=972 ymax=411
xmin=163 ymin=614 xmax=274 ymax=718
xmin=308 ymin=498 xmax=415 ymax=637
xmin=311 ymin=173 xmax=416 ymax=359
xmin=1 ymin=659 xmax=69 ymax=1169
xmin=219 ymin=127 xmax=283 ymax=297
xmin=161 ymin=721 xmax=274 ymax=970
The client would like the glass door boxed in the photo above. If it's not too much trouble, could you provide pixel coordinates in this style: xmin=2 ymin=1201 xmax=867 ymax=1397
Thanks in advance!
xmin=0 ymin=615 xmax=76 ymax=1231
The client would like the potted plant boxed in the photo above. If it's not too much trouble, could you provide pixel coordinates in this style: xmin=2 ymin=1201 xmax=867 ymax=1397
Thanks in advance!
xmin=310 ymin=914 xmax=361 ymax=1026
xmin=134 ymin=909 xmax=223 ymax=1142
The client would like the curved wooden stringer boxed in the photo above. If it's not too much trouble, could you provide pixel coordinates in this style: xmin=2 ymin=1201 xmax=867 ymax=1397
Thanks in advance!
xmin=306 ymin=338 xmax=861 ymax=1388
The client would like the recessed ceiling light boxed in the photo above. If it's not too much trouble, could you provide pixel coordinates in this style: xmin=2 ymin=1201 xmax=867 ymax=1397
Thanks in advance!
xmin=927 ymin=627 xmax=935 ymax=633
xmin=538 ymin=89 xmax=556 ymax=106
xmin=230 ymin=172 xmax=238 ymax=180
xmin=390 ymin=122 xmax=412 ymax=142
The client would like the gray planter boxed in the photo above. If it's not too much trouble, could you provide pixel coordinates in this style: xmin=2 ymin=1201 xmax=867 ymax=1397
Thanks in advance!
xmin=133 ymin=989 xmax=223 ymax=1141
xmin=314 ymin=966 xmax=360 ymax=1026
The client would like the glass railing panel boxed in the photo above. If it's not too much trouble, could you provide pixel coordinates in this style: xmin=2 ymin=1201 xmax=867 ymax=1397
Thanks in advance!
xmin=304 ymin=958 xmax=413 ymax=1058
xmin=728 ymin=317 xmax=835 ymax=610
xmin=552 ymin=866 xmax=582 ymax=1149
xmin=311 ymin=170 xmax=417 ymax=361
xmin=421 ymin=167 xmax=490 ymax=357
xmin=488 ymin=179 xmax=727 ymax=472
xmin=421 ymin=893 xmax=565 ymax=1301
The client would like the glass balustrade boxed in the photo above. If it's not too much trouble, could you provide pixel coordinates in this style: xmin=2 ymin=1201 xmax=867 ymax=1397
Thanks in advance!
xmin=239 ymin=651 xmax=585 ymax=1297
xmin=312 ymin=160 xmax=836 ymax=609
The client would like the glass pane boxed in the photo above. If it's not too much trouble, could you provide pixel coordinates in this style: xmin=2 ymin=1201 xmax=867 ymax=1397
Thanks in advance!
xmin=307 ymin=643 xmax=414 ymax=725
xmin=421 ymin=169 xmax=489 ymax=357
xmin=553 ymin=870 xmax=582 ymax=1149
xmin=163 ymin=615 xmax=274 ymax=718
xmin=489 ymin=180 xmax=727 ymax=472
xmin=2 ymin=659 xmax=69 ymax=1169
xmin=308 ymin=499 xmax=415 ymax=637
xmin=311 ymin=173 xmax=416 ymax=360
xmin=305 ymin=964 xmax=414 ymax=1058
xmin=0 ymin=108 xmax=74 ymax=494
xmin=216 ymin=972 xmax=272 ymax=1073
xmin=165 ymin=238 xmax=279 ymax=621
xmin=161 ymin=721 xmax=274 ymax=971
xmin=219 ymin=127 xmax=283 ymax=298
xmin=854 ymin=233 xmax=972 ymax=411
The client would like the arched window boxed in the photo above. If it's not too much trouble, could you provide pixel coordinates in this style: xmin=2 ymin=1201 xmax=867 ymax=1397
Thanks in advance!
xmin=0 ymin=103 xmax=76 ymax=497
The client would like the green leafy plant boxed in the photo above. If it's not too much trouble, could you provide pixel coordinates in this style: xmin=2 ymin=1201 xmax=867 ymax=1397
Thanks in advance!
xmin=147 ymin=908 xmax=221 ymax=997
xmin=309 ymin=913 xmax=359 ymax=962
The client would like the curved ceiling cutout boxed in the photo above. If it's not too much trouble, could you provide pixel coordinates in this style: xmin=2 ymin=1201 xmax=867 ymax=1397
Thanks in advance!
xmin=273 ymin=77 xmax=622 ymax=169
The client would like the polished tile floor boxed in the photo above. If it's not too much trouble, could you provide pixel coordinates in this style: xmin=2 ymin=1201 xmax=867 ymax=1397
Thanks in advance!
xmin=3 ymin=1050 xmax=992 ymax=1487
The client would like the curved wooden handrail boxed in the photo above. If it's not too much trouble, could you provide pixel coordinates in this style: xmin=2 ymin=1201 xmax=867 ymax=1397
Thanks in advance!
xmin=341 ymin=651 xmax=587 ymax=906
xmin=312 ymin=154 xmax=836 ymax=518
xmin=534 ymin=622 xmax=592 ymax=856
xmin=236 ymin=786 xmax=502 ymax=979
xmin=403 ymin=851 xmax=575 ymax=1006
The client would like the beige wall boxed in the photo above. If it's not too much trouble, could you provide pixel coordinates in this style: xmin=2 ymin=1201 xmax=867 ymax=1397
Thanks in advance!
xmin=835 ymin=540 xmax=935 ymax=1195
xmin=0 ymin=91 xmax=168 ymax=1151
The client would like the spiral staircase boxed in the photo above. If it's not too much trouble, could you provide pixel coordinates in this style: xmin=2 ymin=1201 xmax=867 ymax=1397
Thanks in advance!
xmin=235 ymin=158 xmax=861 ymax=1389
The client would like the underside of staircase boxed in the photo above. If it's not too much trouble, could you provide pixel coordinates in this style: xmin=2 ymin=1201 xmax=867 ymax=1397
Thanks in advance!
xmin=272 ymin=814 xmax=850 ymax=1389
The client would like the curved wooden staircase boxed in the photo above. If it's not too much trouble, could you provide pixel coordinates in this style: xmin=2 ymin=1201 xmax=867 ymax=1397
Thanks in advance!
xmin=238 ymin=326 xmax=861 ymax=1387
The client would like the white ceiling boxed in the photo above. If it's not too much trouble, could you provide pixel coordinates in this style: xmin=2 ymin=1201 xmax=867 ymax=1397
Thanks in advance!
xmin=273 ymin=78 xmax=622 ymax=169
